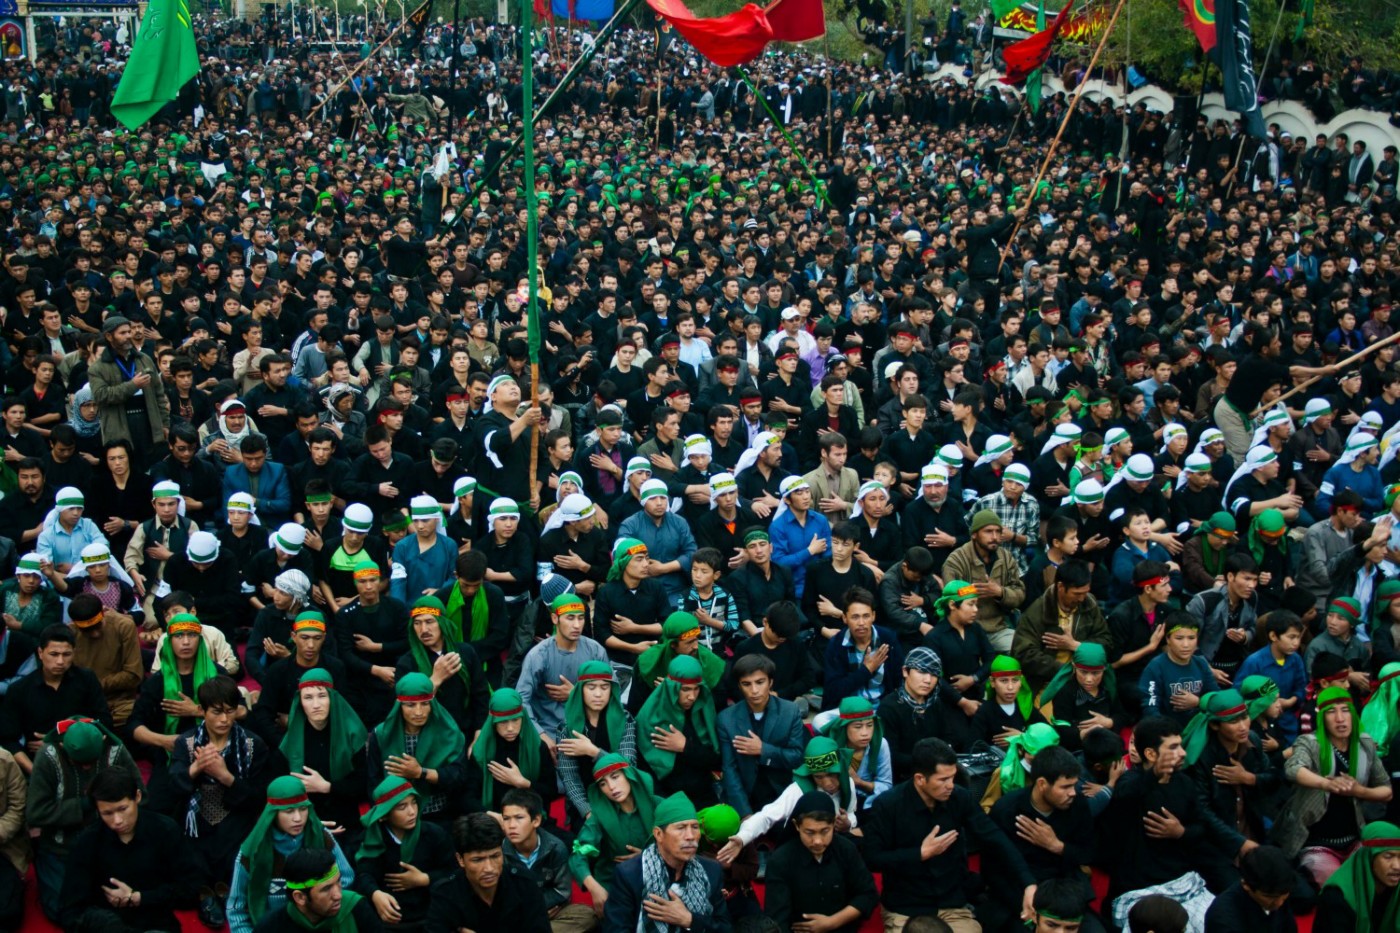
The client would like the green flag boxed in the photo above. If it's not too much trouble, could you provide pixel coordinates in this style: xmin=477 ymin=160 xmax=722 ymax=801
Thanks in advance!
xmin=111 ymin=0 xmax=200 ymax=130
xmin=991 ymin=0 xmax=1023 ymax=21
xmin=1294 ymin=0 xmax=1314 ymax=40
xmin=1027 ymin=0 xmax=1046 ymax=114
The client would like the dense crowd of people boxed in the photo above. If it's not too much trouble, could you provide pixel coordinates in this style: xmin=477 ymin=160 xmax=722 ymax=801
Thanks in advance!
xmin=1 ymin=4 xmax=1400 ymax=933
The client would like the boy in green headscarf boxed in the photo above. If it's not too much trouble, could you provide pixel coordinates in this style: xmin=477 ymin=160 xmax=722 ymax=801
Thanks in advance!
xmin=354 ymin=777 xmax=457 ymax=928
xmin=227 ymin=775 xmax=353 ymax=933
xmin=555 ymin=659 xmax=636 ymax=825
xmin=972 ymin=655 xmax=1046 ymax=749
xmin=1037 ymin=642 xmax=1125 ymax=750
xmin=1306 ymin=597 xmax=1374 ymax=689
xmin=1315 ymin=821 xmax=1400 ymax=933
xmin=569 ymin=753 xmax=658 ymax=911
xmin=1181 ymin=689 xmax=1281 ymax=855
xmin=630 ymin=610 xmax=725 ymax=714
xmin=396 ymin=595 xmax=489 ymax=737
xmin=367 ymin=673 xmax=468 ymax=824
xmin=467 ymin=688 xmax=552 ymax=812
xmin=635 ymin=654 xmax=721 ymax=808
xmin=819 ymin=696 xmax=891 ymax=811
xmin=279 ymin=669 xmax=367 ymax=833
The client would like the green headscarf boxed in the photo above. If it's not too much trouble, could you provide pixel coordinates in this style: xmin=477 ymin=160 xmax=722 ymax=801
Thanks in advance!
xmin=237 ymin=775 xmax=329 ymax=925
xmin=1360 ymin=662 xmax=1400 ymax=757
xmin=1319 ymin=821 xmax=1400 ymax=933
xmin=356 ymin=777 xmax=421 ymax=863
xmin=470 ymin=688 xmax=541 ymax=809
xmin=1371 ymin=579 xmax=1400 ymax=628
xmin=1239 ymin=675 xmax=1280 ymax=721
xmin=1039 ymin=642 xmax=1116 ymax=715
xmin=563 ymin=660 xmax=628 ymax=749
xmin=635 ymin=611 xmax=726 ymax=687
xmin=43 ymin=717 xmax=123 ymax=764
xmin=442 ymin=576 xmax=493 ymax=651
xmin=577 ymin=753 xmax=657 ymax=860
xmin=1181 ymin=689 xmax=1250 ymax=766
xmin=1000 ymin=722 xmax=1060 ymax=792
xmin=934 ymin=580 xmax=979 ymax=616
xmin=1315 ymin=686 xmax=1362 ymax=778
xmin=406 ymin=595 xmax=477 ymax=698
xmin=1246 ymin=508 xmax=1288 ymax=564
xmin=607 ymin=537 xmax=648 ymax=582
xmin=697 ymin=804 xmax=741 ymax=845
xmin=653 ymin=792 xmax=698 ymax=829
xmin=792 ymin=736 xmax=853 ymax=811
xmin=1198 ymin=511 xmax=1238 ymax=576
xmin=822 ymin=696 xmax=884 ymax=767
xmin=159 ymin=613 xmax=219 ymax=735
xmin=279 ymin=669 xmax=368 ymax=783
xmin=986 ymin=655 xmax=1033 ymax=720
xmin=373 ymin=673 xmax=467 ymax=771
xmin=636 ymin=655 xmax=719 ymax=779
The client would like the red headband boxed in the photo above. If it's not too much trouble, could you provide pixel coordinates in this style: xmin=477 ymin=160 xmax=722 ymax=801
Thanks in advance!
xmin=397 ymin=693 xmax=434 ymax=703
xmin=490 ymin=704 xmax=523 ymax=718
xmin=578 ymin=671 xmax=613 ymax=682
xmin=1380 ymin=669 xmax=1400 ymax=686
xmin=268 ymin=792 xmax=310 ymax=807
xmin=1136 ymin=575 xmax=1168 ymax=589
xmin=1073 ymin=662 xmax=1105 ymax=672
xmin=298 ymin=680 xmax=334 ymax=692
xmin=594 ymin=759 xmax=629 ymax=781
xmin=374 ymin=781 xmax=415 ymax=805
xmin=1362 ymin=837 xmax=1400 ymax=848
xmin=669 ymin=673 xmax=701 ymax=686
xmin=840 ymin=709 xmax=874 ymax=720
xmin=1329 ymin=599 xmax=1362 ymax=621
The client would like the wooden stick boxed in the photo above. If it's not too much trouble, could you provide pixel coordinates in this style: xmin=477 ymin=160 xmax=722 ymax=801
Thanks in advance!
xmin=316 ymin=13 xmax=419 ymax=117
xmin=996 ymin=0 xmax=1129 ymax=274
xmin=1255 ymin=328 xmax=1400 ymax=416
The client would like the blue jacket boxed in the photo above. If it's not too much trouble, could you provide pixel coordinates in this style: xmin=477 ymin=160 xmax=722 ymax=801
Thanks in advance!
xmin=1317 ymin=461 xmax=1385 ymax=514
xmin=716 ymin=696 xmax=806 ymax=817
xmin=1235 ymin=646 xmax=1307 ymax=741
xmin=220 ymin=461 xmax=291 ymax=526
xmin=768 ymin=508 xmax=832 ymax=598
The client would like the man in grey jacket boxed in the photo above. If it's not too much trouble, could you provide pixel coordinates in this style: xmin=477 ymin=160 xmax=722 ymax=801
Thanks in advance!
xmin=1296 ymin=489 xmax=1363 ymax=613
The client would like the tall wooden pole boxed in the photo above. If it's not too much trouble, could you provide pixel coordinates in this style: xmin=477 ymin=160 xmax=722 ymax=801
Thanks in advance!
xmin=523 ymin=0 xmax=542 ymax=509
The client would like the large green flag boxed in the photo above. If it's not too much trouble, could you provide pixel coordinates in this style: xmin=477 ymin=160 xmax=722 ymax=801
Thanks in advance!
xmin=111 ymin=0 xmax=200 ymax=130
xmin=1027 ymin=0 xmax=1046 ymax=114
xmin=990 ymin=0 xmax=1024 ymax=21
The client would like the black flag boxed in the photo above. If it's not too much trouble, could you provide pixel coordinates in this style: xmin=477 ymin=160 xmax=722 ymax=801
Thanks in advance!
xmin=1214 ymin=0 xmax=1267 ymax=139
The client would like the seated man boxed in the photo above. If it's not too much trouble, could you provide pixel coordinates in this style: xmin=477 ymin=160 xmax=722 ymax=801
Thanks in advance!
xmin=763 ymin=790 xmax=879 ymax=933
xmin=67 ymin=591 xmax=143 ymax=728
xmin=1313 ymin=821 xmax=1399 ymax=933
xmin=425 ymin=812 xmax=551 ymax=932
xmin=27 ymin=717 xmax=140 ymax=922
xmin=1203 ymin=845 xmax=1297 ymax=933
xmin=716 ymin=653 xmax=805 ymax=817
xmin=0 ymin=623 xmax=110 ymax=774
xmin=603 ymin=792 xmax=730 ymax=932
xmin=1182 ymin=689 xmax=1282 ymax=860
xmin=253 ymin=847 xmax=383 ymax=932
xmin=57 ymin=768 xmax=198 ymax=933
xmin=354 ymin=777 xmax=457 ymax=929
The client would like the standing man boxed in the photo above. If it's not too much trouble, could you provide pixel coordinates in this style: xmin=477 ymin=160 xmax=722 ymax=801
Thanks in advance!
xmin=87 ymin=316 xmax=169 ymax=467
xmin=475 ymin=375 xmax=542 ymax=511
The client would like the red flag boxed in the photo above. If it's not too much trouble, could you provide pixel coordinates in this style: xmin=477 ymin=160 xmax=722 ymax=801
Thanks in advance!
xmin=645 ymin=0 xmax=825 ymax=68
xmin=1178 ymin=0 xmax=1216 ymax=52
xmin=1000 ymin=0 xmax=1075 ymax=87
xmin=534 ymin=0 xmax=553 ymax=22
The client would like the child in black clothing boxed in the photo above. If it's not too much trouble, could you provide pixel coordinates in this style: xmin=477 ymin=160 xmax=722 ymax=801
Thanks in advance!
xmin=970 ymin=655 xmax=1048 ymax=749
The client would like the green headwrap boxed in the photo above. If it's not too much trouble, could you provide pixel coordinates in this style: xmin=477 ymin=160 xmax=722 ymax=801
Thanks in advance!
xmin=564 ymin=660 xmax=628 ymax=749
xmin=237 ymin=775 xmax=329 ymax=925
xmin=1371 ymin=579 xmax=1400 ymax=628
xmin=1239 ymin=675 xmax=1280 ymax=721
xmin=373 ymin=674 xmax=467 ymax=771
xmin=822 ymin=696 xmax=884 ymax=769
xmin=1360 ymin=662 xmax=1400 ymax=757
xmin=1181 ymin=689 xmax=1250 ymax=766
xmin=636 ymin=655 xmax=719 ymax=780
xmin=1247 ymin=508 xmax=1288 ymax=564
xmin=471 ymin=688 xmax=541 ymax=810
xmin=1039 ymin=642 xmax=1116 ymax=714
xmin=653 ymin=792 xmax=698 ymax=829
xmin=357 ymin=777 xmax=421 ymax=863
xmin=1000 ymin=722 xmax=1060 ymax=792
xmin=636 ymin=612 xmax=726 ymax=688
xmin=1320 ymin=821 xmax=1400 ymax=933
xmin=608 ymin=537 xmax=648 ymax=582
xmin=934 ymin=579 xmax=980 ymax=616
xmin=792 ymin=735 xmax=853 ymax=811
xmin=1315 ymin=686 xmax=1362 ymax=778
xmin=697 ymin=804 xmax=741 ymax=844
xmin=158 ymin=614 xmax=218 ymax=736
xmin=987 ymin=655 xmax=1033 ymax=720
xmin=279 ymin=669 xmax=367 ymax=783
xmin=44 ymin=717 xmax=123 ymax=764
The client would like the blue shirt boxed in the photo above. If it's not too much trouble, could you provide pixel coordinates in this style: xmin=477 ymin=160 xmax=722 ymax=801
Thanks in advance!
xmin=1235 ymin=645 xmax=1307 ymax=741
xmin=768 ymin=508 xmax=832 ymax=598
xmin=1317 ymin=461 xmax=1386 ymax=514
xmin=36 ymin=517 xmax=108 ymax=569
xmin=391 ymin=531 xmax=458 ymax=604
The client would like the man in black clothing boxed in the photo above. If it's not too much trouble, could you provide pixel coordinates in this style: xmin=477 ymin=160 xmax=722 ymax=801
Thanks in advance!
xmin=961 ymin=205 xmax=1026 ymax=316
xmin=0 ymin=624 xmax=110 ymax=773
xmin=1104 ymin=716 xmax=1243 ymax=903
xmin=725 ymin=530 xmax=800 ymax=634
xmin=1203 ymin=845 xmax=1298 ymax=933
xmin=346 ymin=426 xmax=416 ymax=523
xmin=988 ymin=746 xmax=1103 ymax=933
xmin=354 ymin=778 xmax=457 ymax=930
xmin=425 ymin=813 xmax=551 ymax=933
xmin=58 ymin=769 xmax=197 ymax=933
xmin=900 ymin=467 xmax=969 ymax=575
xmin=147 ymin=428 xmax=222 ymax=526
xmin=474 ymin=373 xmax=541 ymax=506
xmin=0 ymin=457 xmax=52 ymax=553
xmin=242 ymin=352 xmax=303 ymax=442
xmin=864 ymin=738 xmax=1036 ymax=930
xmin=764 ymin=790 xmax=879 ymax=932
xmin=255 ymin=847 xmax=386 ymax=932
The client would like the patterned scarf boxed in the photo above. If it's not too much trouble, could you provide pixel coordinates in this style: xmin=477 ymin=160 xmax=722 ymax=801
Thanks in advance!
xmin=637 ymin=843 xmax=712 ymax=933
xmin=184 ymin=722 xmax=253 ymax=837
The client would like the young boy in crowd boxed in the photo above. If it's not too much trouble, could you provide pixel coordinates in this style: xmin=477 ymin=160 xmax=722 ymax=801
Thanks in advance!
xmin=681 ymin=547 xmax=739 ymax=653
xmin=1139 ymin=612 xmax=1218 ymax=726
xmin=1234 ymin=612 xmax=1308 ymax=742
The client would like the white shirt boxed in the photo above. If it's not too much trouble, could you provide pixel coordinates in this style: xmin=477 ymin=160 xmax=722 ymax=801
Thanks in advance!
xmin=734 ymin=780 xmax=857 ymax=846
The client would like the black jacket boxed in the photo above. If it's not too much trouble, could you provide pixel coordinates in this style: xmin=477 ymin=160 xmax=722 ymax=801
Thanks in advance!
xmin=765 ymin=834 xmax=878 ymax=932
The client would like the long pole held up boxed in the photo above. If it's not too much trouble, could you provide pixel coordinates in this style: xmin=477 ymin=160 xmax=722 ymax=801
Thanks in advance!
xmin=523 ymin=0 xmax=542 ymax=510
xmin=1257 ymin=329 xmax=1400 ymax=417
xmin=996 ymin=0 xmax=1129 ymax=274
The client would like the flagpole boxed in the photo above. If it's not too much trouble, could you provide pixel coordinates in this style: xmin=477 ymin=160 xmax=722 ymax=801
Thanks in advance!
xmin=523 ymin=0 xmax=542 ymax=512
xmin=997 ymin=0 xmax=1127 ymax=274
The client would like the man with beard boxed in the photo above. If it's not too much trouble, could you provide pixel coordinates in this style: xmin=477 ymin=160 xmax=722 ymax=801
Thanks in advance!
xmin=87 ymin=316 xmax=169 ymax=467
xmin=603 ymin=792 xmax=730 ymax=932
